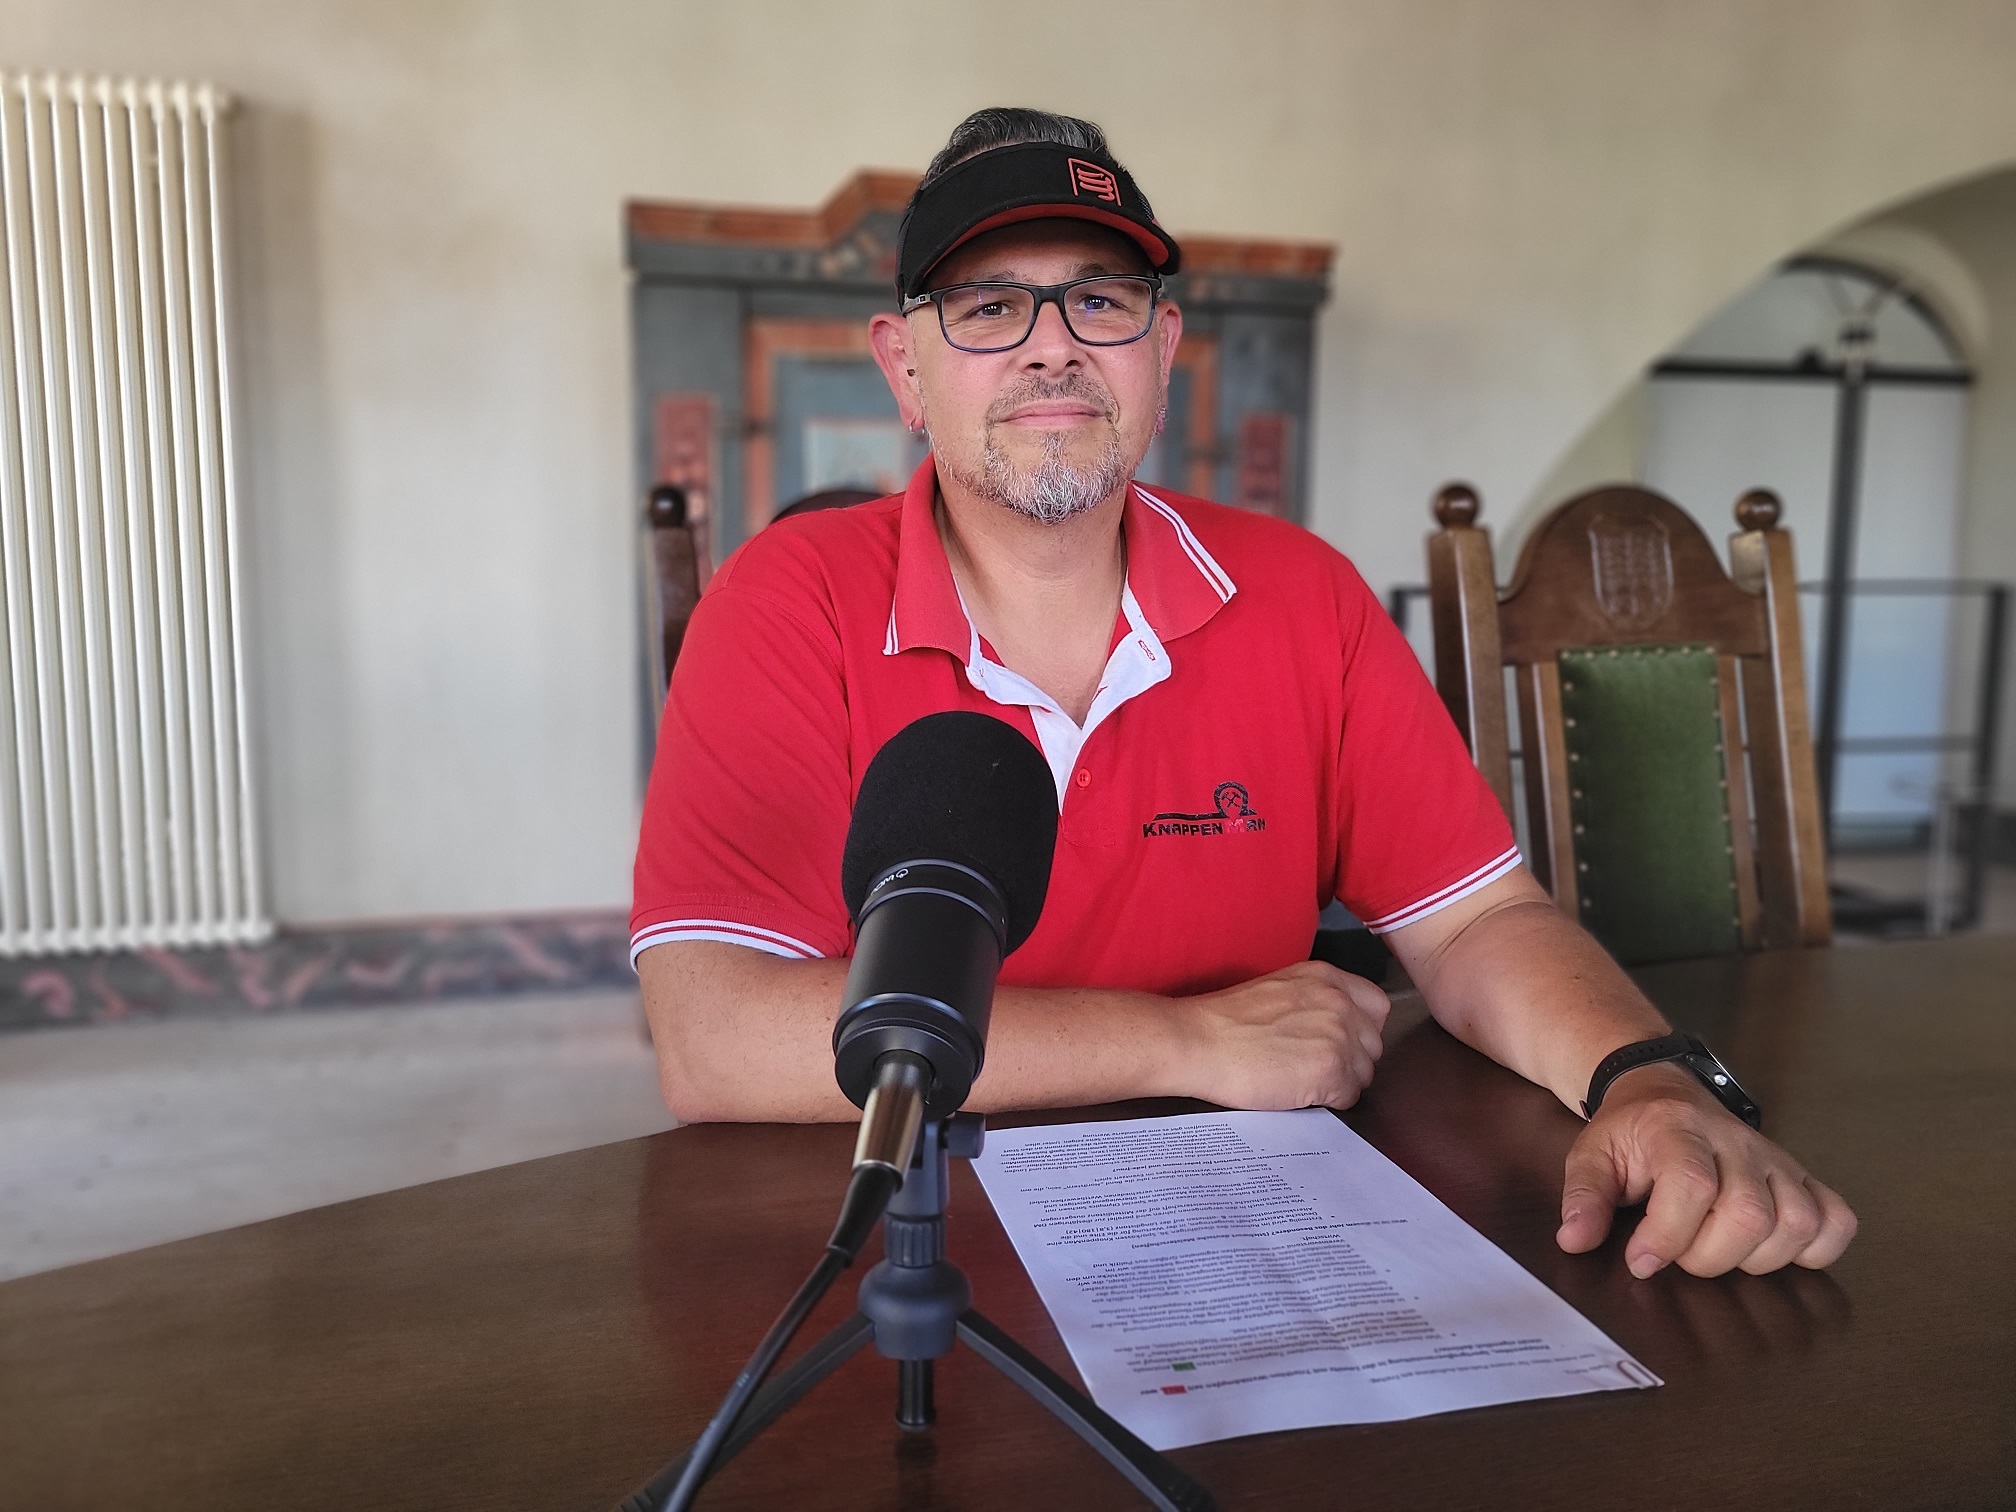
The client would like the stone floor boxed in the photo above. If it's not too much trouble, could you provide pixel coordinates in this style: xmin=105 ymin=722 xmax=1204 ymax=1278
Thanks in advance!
xmin=0 ymin=990 xmax=674 ymax=1281
xmin=1830 ymin=854 xmax=2016 ymax=935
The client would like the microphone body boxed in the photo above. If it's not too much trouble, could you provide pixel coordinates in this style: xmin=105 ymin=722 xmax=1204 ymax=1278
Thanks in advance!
xmin=831 ymin=710 xmax=1059 ymax=1157
xmin=834 ymin=860 xmax=1006 ymax=1120
xmin=653 ymin=712 xmax=1056 ymax=1512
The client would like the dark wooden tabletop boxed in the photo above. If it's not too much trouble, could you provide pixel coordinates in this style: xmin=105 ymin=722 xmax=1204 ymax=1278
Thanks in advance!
xmin=3 ymin=935 xmax=2012 ymax=1512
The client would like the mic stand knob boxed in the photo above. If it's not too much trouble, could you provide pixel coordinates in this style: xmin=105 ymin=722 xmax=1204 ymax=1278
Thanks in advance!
xmin=945 ymin=1111 xmax=986 ymax=1161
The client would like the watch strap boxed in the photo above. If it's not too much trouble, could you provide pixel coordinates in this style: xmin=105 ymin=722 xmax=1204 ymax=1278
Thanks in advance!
xmin=1583 ymin=1033 xmax=1762 ymax=1129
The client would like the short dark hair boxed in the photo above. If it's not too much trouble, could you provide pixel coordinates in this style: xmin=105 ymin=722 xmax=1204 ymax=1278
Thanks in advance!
xmin=914 ymin=108 xmax=1155 ymax=218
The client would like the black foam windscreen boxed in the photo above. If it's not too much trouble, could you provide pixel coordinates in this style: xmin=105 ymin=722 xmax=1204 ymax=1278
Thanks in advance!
xmin=840 ymin=711 xmax=1058 ymax=955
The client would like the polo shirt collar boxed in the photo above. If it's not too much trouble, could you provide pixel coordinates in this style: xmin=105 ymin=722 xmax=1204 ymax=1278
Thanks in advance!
xmin=882 ymin=458 xmax=1237 ymax=659
xmin=1123 ymin=480 xmax=1238 ymax=639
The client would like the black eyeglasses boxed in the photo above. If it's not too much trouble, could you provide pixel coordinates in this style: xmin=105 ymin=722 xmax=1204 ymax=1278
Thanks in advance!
xmin=900 ymin=275 xmax=1163 ymax=354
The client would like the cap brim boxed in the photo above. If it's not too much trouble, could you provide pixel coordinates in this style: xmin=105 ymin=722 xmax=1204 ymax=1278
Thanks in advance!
xmin=933 ymin=203 xmax=1174 ymax=277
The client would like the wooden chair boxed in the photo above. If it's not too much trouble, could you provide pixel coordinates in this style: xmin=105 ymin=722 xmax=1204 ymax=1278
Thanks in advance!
xmin=645 ymin=484 xmax=703 ymax=696
xmin=646 ymin=484 xmax=880 ymax=696
xmin=1427 ymin=483 xmax=1831 ymax=963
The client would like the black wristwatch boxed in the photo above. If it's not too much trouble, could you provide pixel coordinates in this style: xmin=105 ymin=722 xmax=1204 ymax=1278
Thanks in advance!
xmin=1582 ymin=1033 xmax=1762 ymax=1129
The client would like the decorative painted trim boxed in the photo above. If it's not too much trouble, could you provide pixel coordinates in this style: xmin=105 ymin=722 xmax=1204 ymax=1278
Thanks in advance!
xmin=624 ymin=171 xmax=1334 ymax=311
xmin=625 ymin=171 xmax=1333 ymax=276
xmin=627 ymin=171 xmax=918 ymax=250
xmin=0 ymin=912 xmax=634 ymax=1033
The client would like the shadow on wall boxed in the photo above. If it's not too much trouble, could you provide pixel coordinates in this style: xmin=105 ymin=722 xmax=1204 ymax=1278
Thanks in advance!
xmin=230 ymin=101 xmax=355 ymax=924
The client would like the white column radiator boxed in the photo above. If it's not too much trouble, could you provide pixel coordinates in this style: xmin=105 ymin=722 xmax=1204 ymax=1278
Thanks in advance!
xmin=0 ymin=75 xmax=266 ymax=955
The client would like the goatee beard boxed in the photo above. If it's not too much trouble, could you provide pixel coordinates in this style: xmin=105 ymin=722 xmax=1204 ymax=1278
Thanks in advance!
xmin=971 ymin=427 xmax=1131 ymax=525
xmin=932 ymin=376 xmax=1136 ymax=525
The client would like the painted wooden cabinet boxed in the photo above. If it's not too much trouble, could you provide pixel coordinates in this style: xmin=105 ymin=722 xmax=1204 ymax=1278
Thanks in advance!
xmin=626 ymin=172 xmax=1334 ymax=581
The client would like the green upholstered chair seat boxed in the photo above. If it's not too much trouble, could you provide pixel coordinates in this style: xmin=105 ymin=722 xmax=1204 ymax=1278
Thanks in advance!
xmin=1559 ymin=644 xmax=1742 ymax=965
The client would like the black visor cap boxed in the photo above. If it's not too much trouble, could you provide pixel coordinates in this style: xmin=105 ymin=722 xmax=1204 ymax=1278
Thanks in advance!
xmin=896 ymin=142 xmax=1182 ymax=300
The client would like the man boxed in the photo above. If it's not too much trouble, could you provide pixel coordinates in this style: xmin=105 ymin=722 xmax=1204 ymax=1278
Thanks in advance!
xmin=632 ymin=108 xmax=1856 ymax=1282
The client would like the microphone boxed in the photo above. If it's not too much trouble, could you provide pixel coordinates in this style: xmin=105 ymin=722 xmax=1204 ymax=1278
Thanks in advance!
xmin=644 ymin=713 xmax=1056 ymax=1512
xmin=638 ymin=713 xmax=1212 ymax=1512
xmin=832 ymin=711 xmax=1058 ymax=1175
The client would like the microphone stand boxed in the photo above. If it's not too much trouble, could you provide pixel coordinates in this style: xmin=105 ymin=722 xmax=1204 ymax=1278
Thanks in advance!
xmin=616 ymin=1113 xmax=1215 ymax=1512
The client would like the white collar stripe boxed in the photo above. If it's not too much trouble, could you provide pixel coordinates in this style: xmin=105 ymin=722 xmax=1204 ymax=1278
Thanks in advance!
xmin=629 ymin=919 xmax=825 ymax=967
xmin=631 ymin=917 xmax=820 ymax=953
xmin=1360 ymin=847 xmax=1524 ymax=934
xmin=1132 ymin=485 xmax=1236 ymax=602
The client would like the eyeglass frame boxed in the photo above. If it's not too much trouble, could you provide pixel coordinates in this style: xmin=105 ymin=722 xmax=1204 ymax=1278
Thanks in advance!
xmin=898 ymin=274 xmax=1166 ymax=354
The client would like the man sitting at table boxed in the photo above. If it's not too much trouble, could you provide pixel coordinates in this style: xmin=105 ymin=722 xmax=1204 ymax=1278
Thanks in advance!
xmin=631 ymin=107 xmax=1856 ymax=1282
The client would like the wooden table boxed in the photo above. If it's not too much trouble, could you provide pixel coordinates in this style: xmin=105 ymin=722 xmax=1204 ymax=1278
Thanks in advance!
xmin=3 ymin=935 xmax=2012 ymax=1511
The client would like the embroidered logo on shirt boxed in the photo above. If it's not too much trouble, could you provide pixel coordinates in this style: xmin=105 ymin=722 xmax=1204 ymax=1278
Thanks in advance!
xmin=1142 ymin=781 xmax=1266 ymax=838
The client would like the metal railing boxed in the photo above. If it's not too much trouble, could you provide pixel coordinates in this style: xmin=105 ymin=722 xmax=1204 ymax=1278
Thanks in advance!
xmin=1799 ymin=579 xmax=2007 ymax=932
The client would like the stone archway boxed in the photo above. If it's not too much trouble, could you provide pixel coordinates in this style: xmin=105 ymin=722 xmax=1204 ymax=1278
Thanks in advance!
xmin=1508 ymin=159 xmax=2016 ymax=931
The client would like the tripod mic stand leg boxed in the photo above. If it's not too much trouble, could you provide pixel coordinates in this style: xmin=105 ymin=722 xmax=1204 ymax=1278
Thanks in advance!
xmin=615 ymin=1313 xmax=875 ymax=1512
xmin=956 ymin=1310 xmax=1217 ymax=1512
xmin=897 ymin=1358 xmax=934 ymax=1429
xmin=615 ymin=1115 xmax=1219 ymax=1512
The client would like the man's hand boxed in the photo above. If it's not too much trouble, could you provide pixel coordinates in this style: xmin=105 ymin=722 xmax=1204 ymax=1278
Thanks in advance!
xmin=1556 ymin=1063 xmax=1858 ymax=1277
xmin=1177 ymin=961 xmax=1390 ymax=1111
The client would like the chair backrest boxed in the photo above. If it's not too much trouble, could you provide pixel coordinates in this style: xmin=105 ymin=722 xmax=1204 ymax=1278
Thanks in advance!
xmin=647 ymin=485 xmax=881 ymax=696
xmin=1427 ymin=482 xmax=1830 ymax=962
xmin=646 ymin=484 xmax=702 ymax=695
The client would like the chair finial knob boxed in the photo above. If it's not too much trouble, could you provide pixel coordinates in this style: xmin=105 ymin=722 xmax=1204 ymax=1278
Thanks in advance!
xmin=1434 ymin=483 xmax=1481 ymax=527
xmin=647 ymin=483 xmax=689 ymax=528
xmin=1734 ymin=488 xmax=1781 ymax=530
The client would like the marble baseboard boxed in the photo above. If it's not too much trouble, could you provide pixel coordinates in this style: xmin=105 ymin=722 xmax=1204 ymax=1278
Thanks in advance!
xmin=0 ymin=912 xmax=634 ymax=1033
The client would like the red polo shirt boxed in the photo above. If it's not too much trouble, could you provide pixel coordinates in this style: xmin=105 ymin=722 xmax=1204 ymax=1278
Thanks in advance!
xmin=631 ymin=460 xmax=1516 ymax=993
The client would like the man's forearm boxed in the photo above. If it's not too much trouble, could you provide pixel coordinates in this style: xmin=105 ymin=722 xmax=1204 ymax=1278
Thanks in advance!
xmin=1388 ymin=870 xmax=1857 ymax=1279
xmin=1391 ymin=874 xmax=1670 ymax=1110
xmin=639 ymin=941 xmax=1194 ymax=1122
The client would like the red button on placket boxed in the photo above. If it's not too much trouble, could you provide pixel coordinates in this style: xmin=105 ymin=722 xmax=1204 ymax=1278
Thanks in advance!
xmin=1075 ymin=769 xmax=1091 ymax=789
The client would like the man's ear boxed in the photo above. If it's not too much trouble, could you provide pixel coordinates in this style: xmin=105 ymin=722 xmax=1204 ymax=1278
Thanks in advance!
xmin=1155 ymin=300 xmax=1184 ymax=392
xmin=869 ymin=312 xmax=924 ymax=430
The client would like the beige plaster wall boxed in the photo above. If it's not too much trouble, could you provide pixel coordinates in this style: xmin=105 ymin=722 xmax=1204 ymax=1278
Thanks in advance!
xmin=1507 ymin=380 xmax=1649 ymax=563
xmin=6 ymin=0 xmax=2016 ymax=922
xmin=1881 ymin=170 xmax=2016 ymax=801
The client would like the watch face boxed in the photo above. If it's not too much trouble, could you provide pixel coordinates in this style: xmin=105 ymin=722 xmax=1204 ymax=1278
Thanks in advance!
xmin=1687 ymin=1054 xmax=1734 ymax=1092
xmin=1684 ymin=1049 xmax=1762 ymax=1129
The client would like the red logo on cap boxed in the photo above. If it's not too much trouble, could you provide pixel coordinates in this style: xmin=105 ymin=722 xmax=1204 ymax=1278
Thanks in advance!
xmin=1067 ymin=158 xmax=1121 ymax=204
